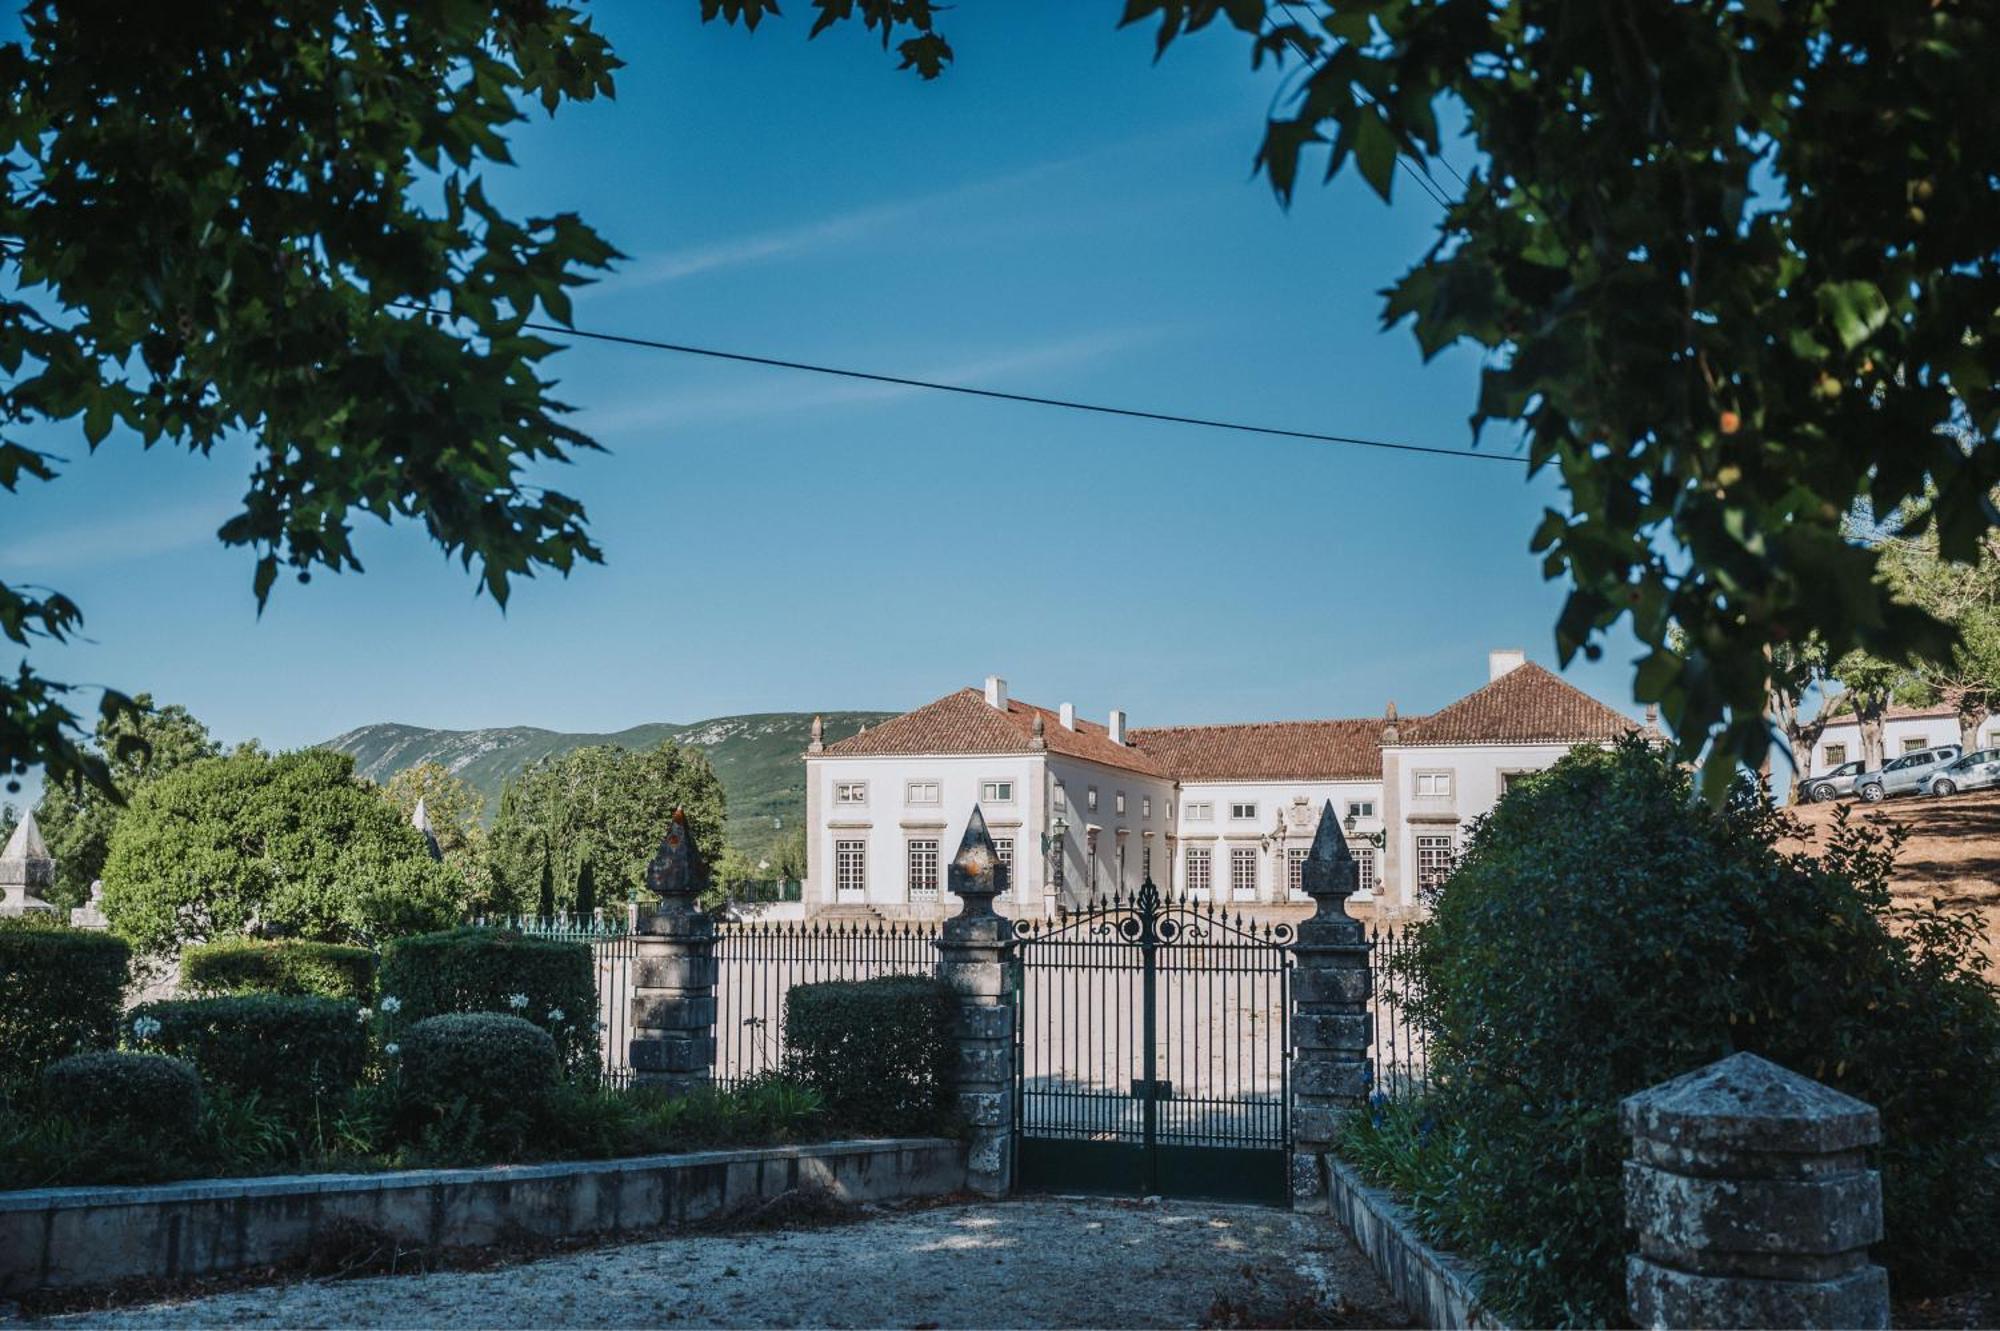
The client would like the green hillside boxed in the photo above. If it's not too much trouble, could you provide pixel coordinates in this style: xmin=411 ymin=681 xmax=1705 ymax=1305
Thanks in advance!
xmin=321 ymin=711 xmax=891 ymax=862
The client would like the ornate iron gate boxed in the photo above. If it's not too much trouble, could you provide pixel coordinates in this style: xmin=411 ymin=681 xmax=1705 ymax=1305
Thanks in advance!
xmin=1012 ymin=880 xmax=1294 ymax=1205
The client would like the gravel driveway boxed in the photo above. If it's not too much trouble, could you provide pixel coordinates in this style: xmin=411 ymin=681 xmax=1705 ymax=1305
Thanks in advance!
xmin=36 ymin=1196 xmax=1407 ymax=1329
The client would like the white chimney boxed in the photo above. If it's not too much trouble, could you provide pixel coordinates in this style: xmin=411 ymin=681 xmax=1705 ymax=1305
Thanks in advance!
xmin=984 ymin=675 xmax=1008 ymax=710
xmin=1059 ymin=702 xmax=1076 ymax=730
xmin=1489 ymin=648 xmax=1527 ymax=682
xmin=1108 ymin=709 xmax=1127 ymax=745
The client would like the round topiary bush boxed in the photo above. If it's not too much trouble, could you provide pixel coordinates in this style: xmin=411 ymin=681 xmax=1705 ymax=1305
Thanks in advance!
xmin=397 ymin=1011 xmax=560 ymax=1149
xmin=0 ymin=919 xmax=131 ymax=1085
xmin=181 ymin=937 xmax=378 ymax=1003
xmin=128 ymin=994 xmax=368 ymax=1127
xmin=41 ymin=1051 xmax=201 ymax=1138
xmin=378 ymin=927 xmax=597 ymax=1078
xmin=1396 ymin=736 xmax=2000 ymax=1324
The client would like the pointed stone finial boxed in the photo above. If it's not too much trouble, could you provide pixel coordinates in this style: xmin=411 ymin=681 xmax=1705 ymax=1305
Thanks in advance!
xmin=1 ymin=809 xmax=56 ymax=916
xmin=807 ymin=714 xmax=825 ymax=754
xmin=857 ymin=722 xmax=869 ymax=736
xmin=948 ymin=805 xmax=1004 ymax=916
xmin=1300 ymin=800 xmax=1357 ymax=908
xmin=1029 ymin=713 xmax=1047 ymax=751
xmin=644 ymin=807 xmax=703 ymax=904
xmin=1382 ymin=701 xmax=1401 ymax=745
xmin=411 ymin=797 xmax=443 ymax=861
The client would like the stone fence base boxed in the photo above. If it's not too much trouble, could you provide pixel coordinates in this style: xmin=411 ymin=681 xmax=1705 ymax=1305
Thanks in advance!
xmin=1 ymin=1137 xmax=966 ymax=1296
xmin=1327 ymin=1157 xmax=1506 ymax=1331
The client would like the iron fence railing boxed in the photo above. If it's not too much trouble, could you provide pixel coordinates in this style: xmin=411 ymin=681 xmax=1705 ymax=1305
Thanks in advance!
xmin=1366 ymin=923 xmax=1430 ymax=1096
xmin=713 ymin=917 xmax=941 ymax=1088
xmin=481 ymin=912 xmax=637 ymax=1088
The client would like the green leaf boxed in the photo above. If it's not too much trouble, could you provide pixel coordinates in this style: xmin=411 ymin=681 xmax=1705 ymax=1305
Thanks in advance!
xmin=1815 ymin=280 xmax=1890 ymax=351
xmin=1347 ymin=108 xmax=1399 ymax=202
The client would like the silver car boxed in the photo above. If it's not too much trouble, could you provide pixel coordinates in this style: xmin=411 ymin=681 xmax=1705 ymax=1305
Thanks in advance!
xmin=1804 ymin=760 xmax=1866 ymax=803
xmin=1929 ymin=748 xmax=2000 ymax=797
xmin=1856 ymin=745 xmax=1964 ymax=802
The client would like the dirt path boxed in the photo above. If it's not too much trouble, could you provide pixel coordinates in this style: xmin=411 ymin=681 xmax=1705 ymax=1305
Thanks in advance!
xmin=33 ymin=1197 xmax=1407 ymax=1330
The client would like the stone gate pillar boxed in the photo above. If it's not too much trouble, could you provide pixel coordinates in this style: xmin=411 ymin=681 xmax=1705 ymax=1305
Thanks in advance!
xmin=629 ymin=809 xmax=716 ymax=1095
xmin=935 ymin=806 xmax=1016 ymax=1197
xmin=1623 ymin=1052 xmax=1889 ymax=1330
xmin=1288 ymin=801 xmax=1372 ymax=1212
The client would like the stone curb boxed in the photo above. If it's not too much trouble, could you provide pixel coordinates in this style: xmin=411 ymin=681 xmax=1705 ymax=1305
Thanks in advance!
xmin=1326 ymin=1156 xmax=1507 ymax=1331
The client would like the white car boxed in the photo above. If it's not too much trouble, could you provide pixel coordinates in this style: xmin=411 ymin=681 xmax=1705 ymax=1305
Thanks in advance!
xmin=1929 ymin=749 xmax=2000 ymax=797
xmin=1855 ymin=745 xmax=1963 ymax=802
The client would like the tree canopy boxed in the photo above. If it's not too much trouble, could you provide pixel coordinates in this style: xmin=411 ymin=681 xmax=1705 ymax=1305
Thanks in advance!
xmin=489 ymin=740 xmax=727 ymax=912
xmin=379 ymin=760 xmax=502 ymax=914
xmin=101 ymin=747 xmax=464 ymax=954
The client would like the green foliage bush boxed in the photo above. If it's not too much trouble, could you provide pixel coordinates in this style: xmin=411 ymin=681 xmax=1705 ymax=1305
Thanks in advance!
xmin=130 ymin=995 xmax=368 ymax=1129
xmin=0 ymin=919 xmax=130 ymax=1085
xmin=378 ymin=927 xmax=597 ymax=1077
xmin=1394 ymin=737 xmax=2000 ymax=1325
xmin=181 ymin=937 xmax=378 ymax=1003
xmin=40 ymin=1051 xmax=201 ymax=1138
xmin=784 ymin=975 xmax=956 ymax=1135
xmin=396 ymin=1012 xmax=559 ymax=1155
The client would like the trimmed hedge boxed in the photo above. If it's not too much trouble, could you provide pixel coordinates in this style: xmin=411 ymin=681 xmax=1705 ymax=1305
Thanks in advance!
xmin=378 ymin=927 xmax=597 ymax=1077
xmin=0 ymin=919 xmax=130 ymax=1085
xmin=397 ymin=1012 xmax=559 ymax=1152
xmin=784 ymin=974 xmax=956 ymax=1135
xmin=181 ymin=937 xmax=378 ymax=1003
xmin=129 ymin=995 xmax=367 ymax=1127
xmin=41 ymin=1051 xmax=201 ymax=1138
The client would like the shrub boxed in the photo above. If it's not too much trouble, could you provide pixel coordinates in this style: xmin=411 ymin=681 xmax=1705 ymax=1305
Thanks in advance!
xmin=129 ymin=995 xmax=368 ymax=1129
xmin=784 ymin=975 xmax=956 ymax=1135
xmin=378 ymin=927 xmax=597 ymax=1077
xmin=397 ymin=1012 xmax=559 ymax=1156
xmin=1398 ymin=736 xmax=2000 ymax=1325
xmin=0 ymin=919 xmax=130 ymax=1085
xmin=41 ymin=1051 xmax=201 ymax=1138
xmin=181 ymin=937 xmax=378 ymax=1002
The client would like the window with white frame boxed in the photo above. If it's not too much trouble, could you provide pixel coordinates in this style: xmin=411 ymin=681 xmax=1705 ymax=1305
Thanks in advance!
xmin=995 ymin=837 xmax=1014 ymax=886
xmin=1185 ymin=846 xmax=1212 ymax=896
xmin=1053 ymin=782 xmax=1066 ymax=811
xmin=1414 ymin=772 xmax=1453 ymax=798
xmin=1499 ymin=770 xmax=1532 ymax=796
xmin=905 ymin=780 xmax=939 ymax=806
xmin=1416 ymin=834 xmax=1456 ymax=889
xmin=1185 ymin=801 xmax=1213 ymax=822
xmin=834 ymin=840 xmax=866 ymax=897
xmin=1356 ymin=847 xmax=1377 ymax=895
xmin=1822 ymin=743 xmax=1847 ymax=767
xmin=1142 ymin=796 xmax=1152 ymax=819
xmin=1287 ymin=847 xmax=1308 ymax=896
xmin=1347 ymin=800 xmax=1374 ymax=819
xmin=1115 ymin=791 xmax=1126 ymax=815
xmin=981 ymin=780 xmax=1014 ymax=804
xmin=1230 ymin=846 xmax=1258 ymax=898
xmin=907 ymin=839 xmax=940 ymax=899
xmin=1902 ymin=737 xmax=1929 ymax=755
xmin=833 ymin=780 xmax=868 ymax=806
xmin=1087 ymin=787 xmax=1099 ymax=811
xmin=1229 ymin=801 xmax=1258 ymax=821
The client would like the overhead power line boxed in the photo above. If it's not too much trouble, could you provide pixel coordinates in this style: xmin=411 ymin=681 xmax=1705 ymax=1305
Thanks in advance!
xmin=502 ymin=314 xmax=1523 ymax=466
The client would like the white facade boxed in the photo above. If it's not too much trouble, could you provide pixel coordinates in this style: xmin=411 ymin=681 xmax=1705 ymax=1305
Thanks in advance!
xmin=1171 ymin=779 xmax=1383 ymax=907
xmin=1378 ymin=740 xmax=1580 ymax=913
xmin=1806 ymin=709 xmax=1994 ymax=775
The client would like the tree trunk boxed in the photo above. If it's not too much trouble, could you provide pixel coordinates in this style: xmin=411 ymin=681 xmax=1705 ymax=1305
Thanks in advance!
xmin=1962 ymin=704 xmax=1991 ymax=753
xmin=1858 ymin=702 xmax=1887 ymax=770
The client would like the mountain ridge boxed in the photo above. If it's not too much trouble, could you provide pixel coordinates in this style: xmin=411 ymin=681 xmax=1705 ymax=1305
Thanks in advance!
xmin=321 ymin=711 xmax=893 ymax=862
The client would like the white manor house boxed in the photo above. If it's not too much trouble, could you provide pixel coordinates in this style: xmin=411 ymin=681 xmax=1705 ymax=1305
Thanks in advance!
xmin=802 ymin=651 xmax=1646 ymax=921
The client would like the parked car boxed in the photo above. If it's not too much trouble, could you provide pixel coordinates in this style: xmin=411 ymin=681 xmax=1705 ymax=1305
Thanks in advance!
xmin=1855 ymin=745 xmax=1964 ymax=802
xmin=1929 ymin=748 xmax=2000 ymax=797
xmin=1804 ymin=760 xmax=1867 ymax=803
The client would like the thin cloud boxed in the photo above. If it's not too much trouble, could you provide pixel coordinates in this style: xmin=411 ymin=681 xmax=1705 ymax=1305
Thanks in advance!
xmin=0 ymin=504 xmax=231 ymax=575
xmin=583 ymin=326 xmax=1168 ymax=436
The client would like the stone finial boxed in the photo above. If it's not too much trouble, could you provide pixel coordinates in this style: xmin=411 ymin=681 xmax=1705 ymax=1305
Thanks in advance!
xmin=1300 ymin=801 xmax=1358 ymax=908
xmin=807 ymin=714 xmax=825 ymax=754
xmin=948 ymin=805 xmax=1004 ymax=913
xmin=1029 ymin=713 xmax=1047 ymax=751
xmin=411 ymin=797 xmax=443 ymax=861
xmin=70 ymin=879 xmax=109 ymax=930
xmin=1623 ymin=1052 xmax=1888 ymax=1330
xmin=644 ymin=807 xmax=702 ymax=903
xmin=1 ymin=809 xmax=57 ymax=917
xmin=1382 ymin=701 xmax=1401 ymax=745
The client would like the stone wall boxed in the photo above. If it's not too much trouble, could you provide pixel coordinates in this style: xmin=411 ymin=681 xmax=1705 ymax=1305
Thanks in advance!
xmin=0 ymin=1137 xmax=966 ymax=1296
xmin=1326 ymin=1157 xmax=1507 ymax=1331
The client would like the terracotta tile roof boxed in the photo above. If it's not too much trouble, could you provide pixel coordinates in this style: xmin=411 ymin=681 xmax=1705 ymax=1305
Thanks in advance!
xmin=1820 ymin=702 xmax=1958 ymax=724
xmin=1129 ymin=718 xmax=1397 ymax=782
xmin=1397 ymin=662 xmax=1639 ymax=747
xmin=818 ymin=688 xmax=1167 ymax=777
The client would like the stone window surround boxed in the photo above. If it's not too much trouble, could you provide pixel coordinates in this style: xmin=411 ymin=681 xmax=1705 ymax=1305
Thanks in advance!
xmin=906 ymin=837 xmax=940 ymax=899
xmin=1228 ymin=801 xmax=1259 ymax=821
xmin=833 ymin=780 xmax=869 ymax=806
xmin=1822 ymin=743 xmax=1847 ymax=767
xmin=1412 ymin=769 xmax=1454 ymax=799
xmin=1496 ymin=767 xmax=1535 ymax=797
xmin=833 ymin=838 xmax=867 ymax=898
xmin=980 ymin=778 xmax=1016 ymax=804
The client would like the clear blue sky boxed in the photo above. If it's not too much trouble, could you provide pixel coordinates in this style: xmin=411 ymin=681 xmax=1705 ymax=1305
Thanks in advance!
xmin=4 ymin=2 xmax=1645 ymax=779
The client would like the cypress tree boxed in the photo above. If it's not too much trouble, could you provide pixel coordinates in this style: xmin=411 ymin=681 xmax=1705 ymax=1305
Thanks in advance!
xmin=575 ymin=854 xmax=596 ymax=920
xmin=537 ymin=841 xmax=556 ymax=920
